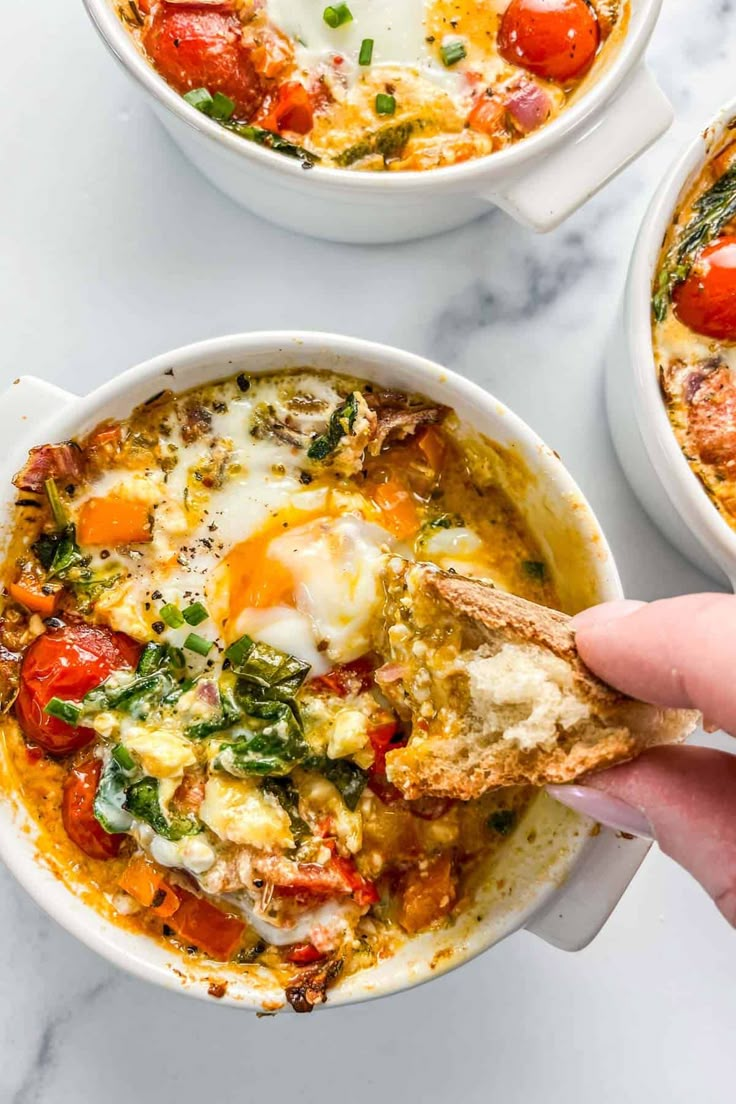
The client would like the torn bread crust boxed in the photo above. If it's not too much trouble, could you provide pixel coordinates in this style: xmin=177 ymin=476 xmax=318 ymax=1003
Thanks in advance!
xmin=376 ymin=560 xmax=698 ymax=800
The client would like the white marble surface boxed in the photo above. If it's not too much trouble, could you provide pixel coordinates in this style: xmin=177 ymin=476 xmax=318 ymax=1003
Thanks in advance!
xmin=2 ymin=1 xmax=735 ymax=1101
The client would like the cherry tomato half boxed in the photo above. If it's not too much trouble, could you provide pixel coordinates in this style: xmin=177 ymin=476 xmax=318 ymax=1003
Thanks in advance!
xmin=498 ymin=0 xmax=600 ymax=84
xmin=143 ymin=4 xmax=263 ymax=119
xmin=673 ymin=236 xmax=736 ymax=341
xmin=15 ymin=622 xmax=140 ymax=755
xmin=62 ymin=757 xmax=123 ymax=860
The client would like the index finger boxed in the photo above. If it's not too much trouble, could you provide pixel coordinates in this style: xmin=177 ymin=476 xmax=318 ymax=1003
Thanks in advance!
xmin=572 ymin=594 xmax=736 ymax=735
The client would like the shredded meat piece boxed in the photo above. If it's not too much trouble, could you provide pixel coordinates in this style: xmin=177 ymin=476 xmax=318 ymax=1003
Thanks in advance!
xmin=364 ymin=392 xmax=448 ymax=456
xmin=685 ymin=363 xmax=736 ymax=473
xmin=285 ymin=956 xmax=343 ymax=1013
xmin=13 ymin=443 xmax=84 ymax=493
xmin=181 ymin=403 xmax=213 ymax=444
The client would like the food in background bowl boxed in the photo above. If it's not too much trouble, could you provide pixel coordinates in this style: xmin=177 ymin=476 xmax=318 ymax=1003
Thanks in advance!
xmin=119 ymin=0 xmax=628 ymax=172
xmin=652 ymin=120 xmax=736 ymax=529
xmin=0 ymin=367 xmax=570 ymax=1011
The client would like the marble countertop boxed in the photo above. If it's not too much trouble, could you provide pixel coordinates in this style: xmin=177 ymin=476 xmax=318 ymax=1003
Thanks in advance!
xmin=2 ymin=1 xmax=735 ymax=1101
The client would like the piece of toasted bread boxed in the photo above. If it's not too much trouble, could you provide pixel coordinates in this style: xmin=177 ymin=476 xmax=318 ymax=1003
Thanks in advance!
xmin=376 ymin=559 xmax=698 ymax=800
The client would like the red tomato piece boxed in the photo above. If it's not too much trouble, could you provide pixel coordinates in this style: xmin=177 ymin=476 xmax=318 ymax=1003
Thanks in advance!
xmin=285 ymin=943 xmax=324 ymax=965
xmin=143 ymin=3 xmax=263 ymax=118
xmin=15 ymin=622 xmax=140 ymax=755
xmin=259 ymin=82 xmax=314 ymax=134
xmin=673 ymin=237 xmax=736 ymax=341
xmin=168 ymin=887 xmax=245 ymax=960
xmin=309 ymin=656 xmax=376 ymax=697
xmin=272 ymin=856 xmax=378 ymax=907
xmin=498 ymin=0 xmax=600 ymax=83
xmin=62 ymin=758 xmax=123 ymax=860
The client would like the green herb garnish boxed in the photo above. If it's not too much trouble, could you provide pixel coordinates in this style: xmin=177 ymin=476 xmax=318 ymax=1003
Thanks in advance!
xmin=359 ymin=38 xmax=374 ymax=65
xmin=323 ymin=3 xmax=353 ymax=28
xmin=375 ymin=93 xmax=396 ymax=116
xmin=44 ymin=697 xmax=82 ymax=725
xmin=182 ymin=601 xmax=209 ymax=626
xmin=125 ymin=777 xmax=201 ymax=840
xmin=183 ymin=87 xmax=235 ymax=122
xmin=262 ymin=777 xmax=311 ymax=842
xmin=303 ymin=755 xmax=368 ymax=812
xmin=307 ymin=393 xmax=359 ymax=461
xmin=183 ymin=632 xmax=213 ymax=657
xmin=440 ymin=40 xmax=467 ymax=67
xmin=653 ymin=161 xmax=736 ymax=321
xmin=160 ymin=603 xmax=185 ymax=628
xmin=522 ymin=560 xmax=547 ymax=583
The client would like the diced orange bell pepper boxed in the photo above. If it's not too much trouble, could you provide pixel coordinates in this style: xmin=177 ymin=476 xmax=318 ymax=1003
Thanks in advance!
xmin=467 ymin=94 xmax=506 ymax=136
xmin=167 ymin=888 xmax=246 ymax=960
xmin=371 ymin=480 xmax=420 ymax=540
xmin=118 ymin=854 xmax=180 ymax=918
xmin=398 ymin=853 xmax=457 ymax=934
xmin=77 ymin=496 xmax=152 ymax=546
xmin=260 ymin=81 xmax=314 ymax=134
xmin=417 ymin=426 xmax=446 ymax=473
xmin=8 ymin=579 xmax=62 ymax=617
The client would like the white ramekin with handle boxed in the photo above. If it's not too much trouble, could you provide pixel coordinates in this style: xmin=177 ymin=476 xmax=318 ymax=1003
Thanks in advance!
xmin=82 ymin=0 xmax=672 ymax=243
xmin=0 ymin=332 xmax=649 ymax=1010
xmin=606 ymin=99 xmax=736 ymax=590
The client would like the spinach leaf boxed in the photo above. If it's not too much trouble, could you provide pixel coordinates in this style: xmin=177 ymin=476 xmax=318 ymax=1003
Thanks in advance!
xmin=222 ymin=121 xmax=319 ymax=167
xmin=125 ymin=777 xmax=200 ymax=840
xmin=262 ymin=777 xmax=311 ymax=843
xmin=653 ymin=162 xmax=736 ymax=320
xmin=216 ymin=707 xmax=309 ymax=777
xmin=186 ymin=683 xmax=242 ymax=740
xmin=335 ymin=121 xmax=415 ymax=168
xmin=226 ymin=635 xmax=310 ymax=697
xmin=93 ymin=752 xmax=135 ymax=834
xmin=303 ymin=755 xmax=368 ymax=812
xmin=306 ymin=393 xmax=359 ymax=461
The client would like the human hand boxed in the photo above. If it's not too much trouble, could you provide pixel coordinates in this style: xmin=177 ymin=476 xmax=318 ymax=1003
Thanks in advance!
xmin=547 ymin=594 xmax=736 ymax=926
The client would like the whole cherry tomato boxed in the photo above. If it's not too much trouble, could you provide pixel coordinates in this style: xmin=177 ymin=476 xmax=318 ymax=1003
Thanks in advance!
xmin=498 ymin=0 xmax=600 ymax=83
xmin=15 ymin=622 xmax=140 ymax=755
xmin=143 ymin=3 xmax=263 ymax=118
xmin=62 ymin=757 xmax=123 ymax=860
xmin=673 ymin=236 xmax=736 ymax=341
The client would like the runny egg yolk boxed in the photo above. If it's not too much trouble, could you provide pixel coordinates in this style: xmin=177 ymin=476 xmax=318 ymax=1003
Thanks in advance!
xmin=209 ymin=500 xmax=396 ymax=669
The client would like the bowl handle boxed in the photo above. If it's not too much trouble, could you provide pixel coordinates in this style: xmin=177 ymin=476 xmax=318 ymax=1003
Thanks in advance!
xmin=0 ymin=376 xmax=79 ymax=450
xmin=524 ymin=828 xmax=652 ymax=951
xmin=482 ymin=65 xmax=673 ymax=233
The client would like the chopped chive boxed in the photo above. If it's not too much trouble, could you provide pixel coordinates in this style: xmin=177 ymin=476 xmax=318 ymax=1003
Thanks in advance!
xmin=184 ymin=632 xmax=213 ymax=657
xmin=44 ymin=478 xmax=67 ymax=530
xmin=358 ymin=38 xmax=374 ymax=65
xmin=112 ymin=745 xmax=136 ymax=771
xmin=323 ymin=3 xmax=353 ymax=28
xmin=440 ymin=40 xmax=467 ymax=67
xmin=182 ymin=601 xmax=209 ymax=626
xmin=160 ymin=603 xmax=185 ymax=629
xmin=44 ymin=697 xmax=82 ymax=725
xmin=375 ymin=93 xmax=396 ymax=116
xmin=183 ymin=87 xmax=214 ymax=113
xmin=209 ymin=91 xmax=235 ymax=121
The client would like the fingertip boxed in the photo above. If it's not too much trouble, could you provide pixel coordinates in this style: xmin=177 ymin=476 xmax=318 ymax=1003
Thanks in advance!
xmin=571 ymin=599 xmax=646 ymax=633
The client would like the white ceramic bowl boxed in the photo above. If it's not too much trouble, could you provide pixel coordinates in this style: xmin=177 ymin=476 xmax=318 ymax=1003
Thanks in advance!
xmin=0 ymin=332 xmax=650 ymax=1010
xmin=82 ymin=0 xmax=672 ymax=243
xmin=606 ymin=99 xmax=736 ymax=590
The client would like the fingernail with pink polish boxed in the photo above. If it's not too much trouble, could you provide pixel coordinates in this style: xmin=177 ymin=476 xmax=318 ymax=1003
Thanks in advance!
xmin=546 ymin=785 xmax=655 ymax=839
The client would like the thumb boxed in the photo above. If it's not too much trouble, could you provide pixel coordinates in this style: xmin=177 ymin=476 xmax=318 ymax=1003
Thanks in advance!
xmin=549 ymin=746 xmax=736 ymax=926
